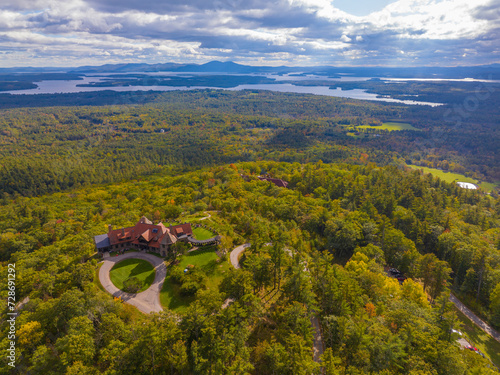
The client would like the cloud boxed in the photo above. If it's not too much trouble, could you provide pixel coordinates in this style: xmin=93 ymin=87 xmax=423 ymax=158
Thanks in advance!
xmin=473 ymin=0 xmax=500 ymax=21
xmin=0 ymin=0 xmax=497 ymax=67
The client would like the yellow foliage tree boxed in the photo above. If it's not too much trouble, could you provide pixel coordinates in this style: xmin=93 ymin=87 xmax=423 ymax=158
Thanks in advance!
xmin=18 ymin=321 xmax=44 ymax=351
xmin=401 ymin=279 xmax=429 ymax=308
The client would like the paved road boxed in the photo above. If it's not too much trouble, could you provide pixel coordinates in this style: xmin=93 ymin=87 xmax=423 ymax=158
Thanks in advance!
xmin=230 ymin=243 xmax=250 ymax=269
xmin=450 ymin=293 xmax=500 ymax=343
xmin=99 ymin=252 xmax=166 ymax=314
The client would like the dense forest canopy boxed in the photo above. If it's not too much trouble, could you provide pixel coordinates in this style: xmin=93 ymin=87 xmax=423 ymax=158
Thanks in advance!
xmin=0 ymin=161 xmax=499 ymax=374
xmin=0 ymin=88 xmax=499 ymax=374
xmin=0 ymin=89 xmax=498 ymax=198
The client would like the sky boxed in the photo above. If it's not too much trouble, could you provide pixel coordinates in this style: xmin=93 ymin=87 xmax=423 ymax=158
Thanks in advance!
xmin=0 ymin=0 xmax=499 ymax=67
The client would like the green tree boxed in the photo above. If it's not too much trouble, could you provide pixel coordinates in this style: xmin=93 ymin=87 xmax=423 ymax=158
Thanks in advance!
xmin=56 ymin=316 xmax=96 ymax=367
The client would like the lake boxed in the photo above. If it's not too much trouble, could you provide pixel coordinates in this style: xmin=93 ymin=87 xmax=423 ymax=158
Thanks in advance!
xmin=2 ymin=74 xmax=443 ymax=106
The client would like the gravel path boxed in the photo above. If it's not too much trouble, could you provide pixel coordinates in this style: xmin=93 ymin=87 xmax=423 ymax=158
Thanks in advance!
xmin=450 ymin=293 xmax=500 ymax=343
xmin=199 ymin=211 xmax=212 ymax=221
xmin=99 ymin=252 xmax=166 ymax=314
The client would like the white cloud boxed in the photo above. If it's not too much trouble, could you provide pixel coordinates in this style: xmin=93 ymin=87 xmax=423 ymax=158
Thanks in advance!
xmin=366 ymin=0 xmax=492 ymax=40
xmin=0 ymin=0 xmax=497 ymax=67
xmin=340 ymin=34 xmax=351 ymax=42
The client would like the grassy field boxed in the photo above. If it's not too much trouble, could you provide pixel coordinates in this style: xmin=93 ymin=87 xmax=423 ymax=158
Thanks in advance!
xmin=454 ymin=307 xmax=500 ymax=369
xmin=109 ymin=258 xmax=156 ymax=293
xmin=408 ymin=165 xmax=478 ymax=184
xmin=358 ymin=122 xmax=420 ymax=131
xmin=192 ymin=226 xmax=216 ymax=240
xmin=160 ymin=246 xmax=230 ymax=312
xmin=407 ymin=165 xmax=498 ymax=192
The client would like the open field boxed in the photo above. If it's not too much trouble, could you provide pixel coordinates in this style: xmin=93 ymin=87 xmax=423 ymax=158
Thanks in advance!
xmin=109 ymin=258 xmax=156 ymax=293
xmin=454 ymin=307 xmax=500 ymax=369
xmin=358 ymin=122 xmax=420 ymax=131
xmin=408 ymin=165 xmax=478 ymax=184
xmin=407 ymin=165 xmax=498 ymax=192
xmin=160 ymin=246 xmax=230 ymax=312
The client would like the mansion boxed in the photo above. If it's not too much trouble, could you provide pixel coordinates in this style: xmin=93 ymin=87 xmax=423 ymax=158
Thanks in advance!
xmin=94 ymin=216 xmax=193 ymax=257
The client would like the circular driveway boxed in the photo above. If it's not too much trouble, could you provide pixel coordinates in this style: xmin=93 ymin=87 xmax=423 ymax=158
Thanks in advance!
xmin=99 ymin=252 xmax=166 ymax=314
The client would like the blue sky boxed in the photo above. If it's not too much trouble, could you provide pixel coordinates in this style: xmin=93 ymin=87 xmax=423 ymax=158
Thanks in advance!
xmin=334 ymin=0 xmax=396 ymax=16
xmin=0 ymin=0 xmax=498 ymax=67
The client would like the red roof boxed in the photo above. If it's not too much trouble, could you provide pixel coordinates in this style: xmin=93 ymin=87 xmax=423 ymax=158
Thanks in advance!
xmin=170 ymin=223 xmax=193 ymax=236
xmin=106 ymin=218 xmax=193 ymax=249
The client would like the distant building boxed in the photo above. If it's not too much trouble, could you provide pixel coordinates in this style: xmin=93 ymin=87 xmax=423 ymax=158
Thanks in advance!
xmin=94 ymin=216 xmax=193 ymax=256
xmin=257 ymin=176 xmax=289 ymax=188
xmin=241 ymin=174 xmax=289 ymax=188
xmin=456 ymin=182 xmax=478 ymax=190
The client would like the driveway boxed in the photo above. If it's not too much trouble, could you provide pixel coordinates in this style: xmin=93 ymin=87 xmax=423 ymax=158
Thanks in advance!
xmin=230 ymin=243 xmax=250 ymax=269
xmin=99 ymin=252 xmax=166 ymax=314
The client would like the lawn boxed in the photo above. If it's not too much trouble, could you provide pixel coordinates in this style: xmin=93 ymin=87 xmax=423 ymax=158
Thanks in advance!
xmin=192 ymin=226 xmax=216 ymax=240
xmin=109 ymin=258 xmax=156 ymax=293
xmin=178 ymin=247 xmax=219 ymax=268
xmin=454 ymin=307 xmax=500 ymax=369
xmin=358 ymin=122 xmax=420 ymax=132
xmin=160 ymin=246 xmax=231 ymax=312
xmin=407 ymin=165 xmax=498 ymax=192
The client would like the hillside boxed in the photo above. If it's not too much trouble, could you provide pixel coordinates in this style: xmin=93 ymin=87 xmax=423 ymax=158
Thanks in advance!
xmin=0 ymin=161 xmax=499 ymax=374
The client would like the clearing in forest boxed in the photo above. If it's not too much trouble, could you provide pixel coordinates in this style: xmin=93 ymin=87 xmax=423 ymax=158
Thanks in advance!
xmin=357 ymin=121 xmax=420 ymax=131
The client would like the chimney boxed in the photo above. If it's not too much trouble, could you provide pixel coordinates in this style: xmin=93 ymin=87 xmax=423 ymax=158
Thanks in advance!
xmin=122 ymin=228 xmax=125 ymax=236
xmin=108 ymin=224 xmax=112 ymax=233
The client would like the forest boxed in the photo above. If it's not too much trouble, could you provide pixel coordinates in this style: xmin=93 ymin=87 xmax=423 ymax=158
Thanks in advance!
xmin=0 ymin=89 xmax=498 ymax=198
xmin=76 ymin=75 xmax=277 ymax=88
xmin=0 ymin=161 xmax=499 ymax=374
xmin=0 ymin=89 xmax=499 ymax=374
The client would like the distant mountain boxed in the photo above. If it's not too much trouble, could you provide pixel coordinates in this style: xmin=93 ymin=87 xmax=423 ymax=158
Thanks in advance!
xmin=69 ymin=63 xmax=184 ymax=73
xmin=0 ymin=67 xmax=68 ymax=73
xmin=1 ymin=61 xmax=499 ymax=79
xmin=70 ymin=61 xmax=297 ymax=74
xmin=171 ymin=61 xmax=259 ymax=73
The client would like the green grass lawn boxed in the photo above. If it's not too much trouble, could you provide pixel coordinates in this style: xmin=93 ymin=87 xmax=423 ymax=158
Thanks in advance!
xmin=192 ymin=226 xmax=216 ymax=240
xmin=454 ymin=307 xmax=500 ymax=368
xmin=109 ymin=258 xmax=156 ymax=293
xmin=407 ymin=165 xmax=498 ymax=192
xmin=358 ymin=122 xmax=420 ymax=131
xmin=179 ymin=247 xmax=219 ymax=268
xmin=159 ymin=277 xmax=196 ymax=312
xmin=160 ymin=246 xmax=230 ymax=312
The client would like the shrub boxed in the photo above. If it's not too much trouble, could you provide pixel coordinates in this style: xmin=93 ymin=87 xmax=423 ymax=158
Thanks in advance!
xmin=170 ymin=266 xmax=184 ymax=284
xmin=180 ymin=281 xmax=200 ymax=296
xmin=123 ymin=277 xmax=142 ymax=293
